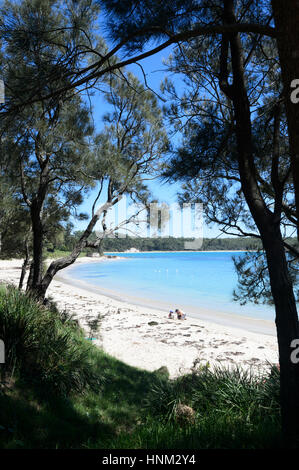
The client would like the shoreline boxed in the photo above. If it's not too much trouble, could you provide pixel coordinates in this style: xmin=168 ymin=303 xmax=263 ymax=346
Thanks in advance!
xmin=59 ymin=264 xmax=276 ymax=337
xmin=104 ymin=250 xmax=257 ymax=253
xmin=0 ymin=258 xmax=278 ymax=377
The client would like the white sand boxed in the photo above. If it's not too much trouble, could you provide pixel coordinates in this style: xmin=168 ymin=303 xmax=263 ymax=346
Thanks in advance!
xmin=0 ymin=258 xmax=278 ymax=378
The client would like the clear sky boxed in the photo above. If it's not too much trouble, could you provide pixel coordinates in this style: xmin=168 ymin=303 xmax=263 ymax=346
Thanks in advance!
xmin=72 ymin=45 xmax=226 ymax=239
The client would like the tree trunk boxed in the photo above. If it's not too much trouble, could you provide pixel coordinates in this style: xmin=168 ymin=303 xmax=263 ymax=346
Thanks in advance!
xmin=26 ymin=261 xmax=34 ymax=291
xmin=19 ymin=240 xmax=29 ymax=290
xmin=27 ymin=200 xmax=44 ymax=294
xmin=272 ymin=0 xmax=299 ymax=239
xmin=262 ymin=226 xmax=299 ymax=444
xmin=30 ymin=199 xmax=118 ymax=300
xmin=222 ymin=0 xmax=299 ymax=443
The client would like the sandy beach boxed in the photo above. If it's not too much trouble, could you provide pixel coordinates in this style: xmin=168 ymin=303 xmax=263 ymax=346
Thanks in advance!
xmin=0 ymin=258 xmax=278 ymax=378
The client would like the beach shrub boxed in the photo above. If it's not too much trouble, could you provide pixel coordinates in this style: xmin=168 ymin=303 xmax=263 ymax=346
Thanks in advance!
xmin=154 ymin=366 xmax=170 ymax=379
xmin=174 ymin=403 xmax=196 ymax=426
xmin=0 ymin=286 xmax=103 ymax=396
xmin=143 ymin=363 xmax=280 ymax=425
xmin=142 ymin=377 xmax=180 ymax=422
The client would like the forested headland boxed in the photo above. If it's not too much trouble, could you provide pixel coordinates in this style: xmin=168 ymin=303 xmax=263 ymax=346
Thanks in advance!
xmin=32 ymin=233 xmax=299 ymax=254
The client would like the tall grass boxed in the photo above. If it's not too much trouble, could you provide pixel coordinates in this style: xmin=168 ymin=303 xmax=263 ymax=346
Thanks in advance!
xmin=143 ymin=364 xmax=280 ymax=423
xmin=126 ymin=363 xmax=282 ymax=449
xmin=0 ymin=285 xmax=103 ymax=395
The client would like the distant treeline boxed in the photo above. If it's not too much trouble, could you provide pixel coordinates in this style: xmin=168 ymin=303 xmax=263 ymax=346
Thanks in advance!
xmin=88 ymin=235 xmax=298 ymax=253
xmin=99 ymin=236 xmax=263 ymax=252
xmin=3 ymin=229 xmax=297 ymax=258
xmin=44 ymin=231 xmax=298 ymax=254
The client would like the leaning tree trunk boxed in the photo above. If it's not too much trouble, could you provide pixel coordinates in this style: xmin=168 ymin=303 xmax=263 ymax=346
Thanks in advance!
xmin=222 ymin=0 xmax=299 ymax=443
xmin=272 ymin=0 xmax=299 ymax=239
xmin=30 ymin=200 xmax=118 ymax=300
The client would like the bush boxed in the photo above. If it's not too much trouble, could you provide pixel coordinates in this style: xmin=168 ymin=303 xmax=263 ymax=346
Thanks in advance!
xmin=143 ymin=363 xmax=280 ymax=424
xmin=0 ymin=286 xmax=103 ymax=396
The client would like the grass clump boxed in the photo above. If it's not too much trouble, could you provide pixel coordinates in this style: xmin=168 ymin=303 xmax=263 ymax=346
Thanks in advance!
xmin=143 ymin=363 xmax=280 ymax=423
xmin=126 ymin=363 xmax=281 ymax=449
xmin=0 ymin=285 xmax=102 ymax=396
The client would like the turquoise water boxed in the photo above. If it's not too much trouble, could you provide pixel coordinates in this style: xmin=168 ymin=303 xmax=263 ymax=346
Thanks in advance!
xmin=68 ymin=251 xmax=275 ymax=321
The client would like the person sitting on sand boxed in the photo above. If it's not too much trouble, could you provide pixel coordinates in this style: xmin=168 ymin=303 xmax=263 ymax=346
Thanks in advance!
xmin=168 ymin=310 xmax=174 ymax=319
xmin=175 ymin=308 xmax=186 ymax=320
xmin=175 ymin=309 xmax=182 ymax=320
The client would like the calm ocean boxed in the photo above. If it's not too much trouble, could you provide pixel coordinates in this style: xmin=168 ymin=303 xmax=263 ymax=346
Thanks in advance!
xmin=67 ymin=251 xmax=276 ymax=321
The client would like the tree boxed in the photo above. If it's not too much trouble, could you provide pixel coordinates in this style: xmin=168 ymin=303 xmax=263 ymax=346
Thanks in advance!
xmin=96 ymin=0 xmax=299 ymax=442
xmin=271 ymin=0 xmax=299 ymax=239
xmin=0 ymin=1 xmax=276 ymax=118
xmin=150 ymin=0 xmax=298 ymax=442
xmin=39 ymin=72 xmax=168 ymax=298
xmin=217 ymin=4 xmax=298 ymax=442
xmin=1 ymin=93 xmax=94 ymax=293
xmin=0 ymin=0 xmax=100 ymax=286
xmin=99 ymin=0 xmax=299 ymax=238
xmin=0 ymin=155 xmax=32 ymax=283
xmin=0 ymin=1 xmax=168 ymax=300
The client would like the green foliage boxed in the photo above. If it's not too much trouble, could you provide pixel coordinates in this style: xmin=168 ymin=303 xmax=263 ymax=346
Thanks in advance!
xmin=0 ymin=288 xmax=283 ymax=448
xmin=233 ymin=250 xmax=299 ymax=305
xmin=0 ymin=354 xmax=283 ymax=449
xmin=100 ymin=0 xmax=205 ymax=52
xmin=0 ymin=0 xmax=102 ymax=110
xmin=0 ymin=286 xmax=103 ymax=395
xmin=143 ymin=364 xmax=280 ymax=424
xmin=92 ymin=72 xmax=168 ymax=206
xmin=56 ymin=232 xmax=265 ymax=253
xmin=0 ymin=177 xmax=31 ymax=259
xmin=101 ymin=363 xmax=281 ymax=449
xmin=103 ymin=234 xmax=262 ymax=252
xmin=103 ymin=416 xmax=281 ymax=449
xmin=0 ymin=341 xmax=164 ymax=449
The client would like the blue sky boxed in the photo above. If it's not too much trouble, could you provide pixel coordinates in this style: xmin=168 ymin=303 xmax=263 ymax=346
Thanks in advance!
xmin=73 ymin=45 xmax=225 ymax=239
